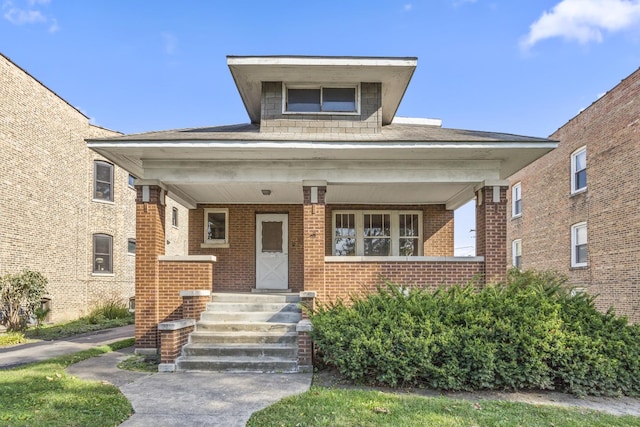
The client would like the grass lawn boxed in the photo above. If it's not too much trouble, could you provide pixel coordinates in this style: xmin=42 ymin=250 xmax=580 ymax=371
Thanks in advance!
xmin=0 ymin=338 xmax=134 ymax=427
xmin=248 ymin=386 xmax=640 ymax=427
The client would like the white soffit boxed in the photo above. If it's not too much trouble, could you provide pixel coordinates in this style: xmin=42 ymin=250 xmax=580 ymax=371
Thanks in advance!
xmin=227 ymin=55 xmax=417 ymax=125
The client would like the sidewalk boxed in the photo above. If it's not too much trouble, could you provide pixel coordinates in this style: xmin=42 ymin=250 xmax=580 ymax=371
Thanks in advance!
xmin=0 ymin=324 xmax=134 ymax=369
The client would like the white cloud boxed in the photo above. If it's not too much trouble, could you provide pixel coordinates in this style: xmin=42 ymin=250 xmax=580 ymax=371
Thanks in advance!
xmin=521 ymin=0 xmax=640 ymax=49
xmin=3 ymin=0 xmax=58 ymax=31
xmin=162 ymin=32 xmax=178 ymax=55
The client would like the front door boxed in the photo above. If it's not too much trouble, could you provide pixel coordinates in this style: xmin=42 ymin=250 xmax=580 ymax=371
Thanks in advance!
xmin=256 ymin=214 xmax=288 ymax=290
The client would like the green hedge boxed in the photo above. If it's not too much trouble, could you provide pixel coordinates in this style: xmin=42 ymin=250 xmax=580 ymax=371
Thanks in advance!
xmin=310 ymin=270 xmax=640 ymax=397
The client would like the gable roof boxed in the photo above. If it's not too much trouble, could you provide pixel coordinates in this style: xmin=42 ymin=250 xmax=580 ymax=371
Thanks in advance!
xmin=227 ymin=55 xmax=417 ymax=125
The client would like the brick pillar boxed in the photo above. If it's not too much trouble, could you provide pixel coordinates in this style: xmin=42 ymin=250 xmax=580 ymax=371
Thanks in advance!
xmin=476 ymin=185 xmax=508 ymax=284
xmin=302 ymin=185 xmax=326 ymax=295
xmin=134 ymin=184 xmax=166 ymax=352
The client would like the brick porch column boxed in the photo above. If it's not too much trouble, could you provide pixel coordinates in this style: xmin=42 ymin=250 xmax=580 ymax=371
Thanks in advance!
xmin=476 ymin=183 xmax=508 ymax=284
xmin=302 ymin=183 xmax=326 ymax=296
xmin=134 ymin=181 xmax=166 ymax=353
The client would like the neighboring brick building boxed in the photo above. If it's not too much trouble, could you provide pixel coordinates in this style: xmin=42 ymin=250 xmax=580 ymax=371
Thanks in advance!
xmin=0 ymin=53 xmax=137 ymax=322
xmin=507 ymin=67 xmax=640 ymax=322
xmin=88 ymin=55 xmax=556 ymax=356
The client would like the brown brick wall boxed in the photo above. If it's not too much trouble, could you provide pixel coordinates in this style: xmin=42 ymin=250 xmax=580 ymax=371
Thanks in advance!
xmin=260 ymin=82 xmax=382 ymax=134
xmin=320 ymin=261 xmax=484 ymax=302
xmin=476 ymin=186 xmax=508 ymax=283
xmin=189 ymin=204 xmax=304 ymax=292
xmin=157 ymin=262 xmax=213 ymax=323
xmin=507 ymin=67 xmax=640 ymax=322
xmin=303 ymin=187 xmax=327 ymax=292
xmin=0 ymin=53 xmax=135 ymax=322
xmin=160 ymin=325 xmax=194 ymax=364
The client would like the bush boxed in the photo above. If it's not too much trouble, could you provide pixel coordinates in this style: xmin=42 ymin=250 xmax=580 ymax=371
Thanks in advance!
xmin=0 ymin=331 xmax=27 ymax=346
xmin=310 ymin=269 xmax=640 ymax=396
xmin=86 ymin=294 xmax=131 ymax=324
xmin=0 ymin=270 xmax=48 ymax=332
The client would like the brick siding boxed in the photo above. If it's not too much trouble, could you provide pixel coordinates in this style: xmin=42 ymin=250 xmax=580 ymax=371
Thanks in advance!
xmin=507 ymin=67 xmax=640 ymax=322
xmin=476 ymin=186 xmax=508 ymax=283
xmin=0 ymin=53 xmax=135 ymax=322
xmin=189 ymin=204 xmax=304 ymax=292
xmin=321 ymin=260 xmax=484 ymax=302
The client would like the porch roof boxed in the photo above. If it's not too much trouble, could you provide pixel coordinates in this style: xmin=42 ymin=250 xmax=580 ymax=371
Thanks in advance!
xmin=87 ymin=123 xmax=556 ymax=210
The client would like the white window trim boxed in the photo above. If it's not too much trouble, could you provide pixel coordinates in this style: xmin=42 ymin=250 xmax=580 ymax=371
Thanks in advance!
xmin=93 ymin=160 xmax=114 ymax=202
xmin=570 ymin=146 xmax=587 ymax=194
xmin=512 ymin=239 xmax=522 ymax=268
xmin=511 ymin=183 xmax=522 ymax=218
xmin=571 ymin=222 xmax=588 ymax=268
xmin=203 ymin=208 xmax=229 ymax=246
xmin=93 ymin=233 xmax=113 ymax=274
xmin=332 ymin=210 xmax=423 ymax=257
xmin=282 ymin=83 xmax=361 ymax=116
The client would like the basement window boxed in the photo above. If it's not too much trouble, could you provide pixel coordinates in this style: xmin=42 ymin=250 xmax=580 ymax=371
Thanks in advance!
xmin=285 ymin=85 xmax=358 ymax=114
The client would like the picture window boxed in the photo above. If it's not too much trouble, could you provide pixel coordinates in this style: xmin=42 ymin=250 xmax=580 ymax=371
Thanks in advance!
xmin=333 ymin=211 xmax=422 ymax=257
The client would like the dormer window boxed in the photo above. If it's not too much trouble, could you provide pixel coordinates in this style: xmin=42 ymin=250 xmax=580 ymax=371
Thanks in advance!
xmin=284 ymin=85 xmax=358 ymax=113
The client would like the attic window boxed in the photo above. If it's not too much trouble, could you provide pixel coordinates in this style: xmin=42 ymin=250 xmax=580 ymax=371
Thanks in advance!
xmin=285 ymin=85 xmax=358 ymax=113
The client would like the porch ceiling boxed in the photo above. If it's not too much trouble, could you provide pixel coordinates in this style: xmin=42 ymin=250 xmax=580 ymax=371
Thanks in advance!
xmin=88 ymin=131 xmax=557 ymax=210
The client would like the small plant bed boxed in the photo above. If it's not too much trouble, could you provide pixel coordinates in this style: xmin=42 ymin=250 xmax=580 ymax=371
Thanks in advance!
xmin=21 ymin=295 xmax=134 ymax=342
xmin=23 ymin=316 xmax=133 ymax=341
xmin=0 ymin=339 xmax=134 ymax=427
xmin=247 ymin=386 xmax=640 ymax=427
xmin=310 ymin=269 xmax=640 ymax=397
xmin=117 ymin=353 xmax=159 ymax=373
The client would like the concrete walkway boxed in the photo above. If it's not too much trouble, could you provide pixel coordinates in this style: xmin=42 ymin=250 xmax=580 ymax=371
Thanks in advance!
xmin=0 ymin=325 xmax=134 ymax=369
xmin=66 ymin=347 xmax=313 ymax=426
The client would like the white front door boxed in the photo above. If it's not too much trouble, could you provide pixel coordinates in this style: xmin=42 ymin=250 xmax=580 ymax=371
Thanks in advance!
xmin=256 ymin=214 xmax=288 ymax=290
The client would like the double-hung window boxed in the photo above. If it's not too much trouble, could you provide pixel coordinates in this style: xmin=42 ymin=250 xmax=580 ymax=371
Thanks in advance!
xmin=571 ymin=147 xmax=587 ymax=193
xmin=203 ymin=208 xmax=228 ymax=245
xmin=94 ymin=161 xmax=114 ymax=202
xmin=333 ymin=211 xmax=422 ymax=256
xmin=285 ymin=85 xmax=358 ymax=113
xmin=571 ymin=222 xmax=588 ymax=267
xmin=512 ymin=239 xmax=522 ymax=269
xmin=512 ymin=183 xmax=522 ymax=217
xmin=93 ymin=234 xmax=113 ymax=273
xmin=172 ymin=207 xmax=179 ymax=228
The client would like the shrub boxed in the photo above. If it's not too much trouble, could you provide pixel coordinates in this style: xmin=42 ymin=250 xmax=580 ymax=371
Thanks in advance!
xmin=86 ymin=294 xmax=131 ymax=324
xmin=0 ymin=331 xmax=26 ymax=346
xmin=310 ymin=269 xmax=640 ymax=396
xmin=0 ymin=270 xmax=48 ymax=332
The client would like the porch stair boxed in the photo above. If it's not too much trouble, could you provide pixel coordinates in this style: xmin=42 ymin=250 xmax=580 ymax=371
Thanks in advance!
xmin=175 ymin=292 xmax=302 ymax=373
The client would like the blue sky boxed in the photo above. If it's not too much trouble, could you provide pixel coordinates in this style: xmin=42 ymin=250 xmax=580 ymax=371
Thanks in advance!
xmin=2 ymin=0 xmax=640 ymax=255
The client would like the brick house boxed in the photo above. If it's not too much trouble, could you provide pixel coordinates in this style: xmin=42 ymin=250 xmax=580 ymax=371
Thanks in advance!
xmin=507 ymin=67 xmax=640 ymax=323
xmin=88 ymin=56 xmax=556 ymax=370
xmin=0 ymin=53 xmax=140 ymax=323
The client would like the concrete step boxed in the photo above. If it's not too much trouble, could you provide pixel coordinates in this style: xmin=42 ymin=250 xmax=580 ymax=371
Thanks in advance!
xmin=195 ymin=321 xmax=297 ymax=333
xmin=200 ymin=310 xmax=302 ymax=323
xmin=211 ymin=293 xmax=300 ymax=304
xmin=176 ymin=355 xmax=298 ymax=373
xmin=189 ymin=331 xmax=298 ymax=345
xmin=182 ymin=343 xmax=297 ymax=358
xmin=206 ymin=302 xmax=301 ymax=313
